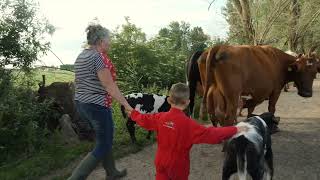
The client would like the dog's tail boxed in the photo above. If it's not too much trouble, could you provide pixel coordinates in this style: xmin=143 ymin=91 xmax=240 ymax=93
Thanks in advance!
xmin=235 ymin=135 xmax=249 ymax=180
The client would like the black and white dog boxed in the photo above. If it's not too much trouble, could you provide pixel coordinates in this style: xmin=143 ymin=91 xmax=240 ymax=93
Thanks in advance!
xmin=121 ymin=93 xmax=171 ymax=143
xmin=222 ymin=112 xmax=277 ymax=180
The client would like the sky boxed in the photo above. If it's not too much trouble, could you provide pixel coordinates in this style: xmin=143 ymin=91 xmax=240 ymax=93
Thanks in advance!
xmin=36 ymin=0 xmax=228 ymax=67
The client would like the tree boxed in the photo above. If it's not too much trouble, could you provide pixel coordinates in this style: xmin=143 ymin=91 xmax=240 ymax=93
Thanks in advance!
xmin=0 ymin=0 xmax=57 ymax=164
xmin=108 ymin=19 xmax=212 ymax=92
xmin=0 ymin=0 xmax=54 ymax=72
xmin=223 ymin=0 xmax=320 ymax=53
xmin=231 ymin=0 xmax=255 ymax=44
xmin=108 ymin=17 xmax=158 ymax=92
xmin=149 ymin=21 xmax=212 ymax=87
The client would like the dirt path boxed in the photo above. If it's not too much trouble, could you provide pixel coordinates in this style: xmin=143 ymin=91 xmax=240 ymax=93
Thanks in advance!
xmin=88 ymin=80 xmax=320 ymax=180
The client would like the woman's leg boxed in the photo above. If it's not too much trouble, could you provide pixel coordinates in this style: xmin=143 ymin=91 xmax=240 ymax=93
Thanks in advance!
xmin=101 ymin=108 xmax=127 ymax=178
xmin=68 ymin=102 xmax=113 ymax=180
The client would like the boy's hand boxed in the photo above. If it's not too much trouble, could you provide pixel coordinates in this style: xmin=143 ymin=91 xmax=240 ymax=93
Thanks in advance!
xmin=236 ymin=124 xmax=249 ymax=133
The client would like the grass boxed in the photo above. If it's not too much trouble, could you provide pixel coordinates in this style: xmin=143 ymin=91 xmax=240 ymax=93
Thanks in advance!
xmin=0 ymin=101 xmax=155 ymax=180
xmin=1 ymin=69 xmax=157 ymax=179
xmin=0 ymin=69 xmax=156 ymax=180
xmin=192 ymin=95 xmax=210 ymax=123
xmin=33 ymin=69 xmax=74 ymax=84
xmin=42 ymin=102 xmax=155 ymax=180
xmin=0 ymin=135 xmax=93 ymax=180
xmin=12 ymin=69 xmax=74 ymax=90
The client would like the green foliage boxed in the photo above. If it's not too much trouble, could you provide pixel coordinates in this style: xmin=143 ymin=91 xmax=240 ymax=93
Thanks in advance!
xmin=60 ymin=64 xmax=74 ymax=72
xmin=0 ymin=82 xmax=61 ymax=164
xmin=109 ymin=18 xmax=212 ymax=94
xmin=0 ymin=0 xmax=57 ymax=166
xmin=0 ymin=136 xmax=93 ymax=180
xmin=223 ymin=0 xmax=320 ymax=53
xmin=0 ymin=0 xmax=54 ymax=70
xmin=0 ymin=90 xmax=156 ymax=180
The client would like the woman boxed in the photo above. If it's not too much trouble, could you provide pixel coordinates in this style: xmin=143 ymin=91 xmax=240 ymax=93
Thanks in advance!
xmin=68 ymin=24 xmax=133 ymax=180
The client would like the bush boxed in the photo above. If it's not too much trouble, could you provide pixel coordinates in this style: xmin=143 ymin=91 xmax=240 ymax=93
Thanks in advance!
xmin=0 ymin=81 xmax=61 ymax=165
xmin=60 ymin=64 xmax=74 ymax=72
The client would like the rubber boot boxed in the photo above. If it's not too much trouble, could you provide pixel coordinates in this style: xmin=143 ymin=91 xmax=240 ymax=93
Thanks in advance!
xmin=68 ymin=153 xmax=99 ymax=180
xmin=102 ymin=150 xmax=127 ymax=179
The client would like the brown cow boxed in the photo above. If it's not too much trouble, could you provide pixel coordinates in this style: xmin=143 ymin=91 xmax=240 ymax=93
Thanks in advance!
xmin=38 ymin=82 xmax=95 ymax=140
xmin=186 ymin=50 xmax=244 ymax=120
xmin=198 ymin=45 xmax=318 ymax=127
xmin=186 ymin=50 xmax=250 ymax=120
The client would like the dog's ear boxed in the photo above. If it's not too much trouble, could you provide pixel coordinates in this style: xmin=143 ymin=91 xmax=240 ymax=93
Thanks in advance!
xmin=258 ymin=112 xmax=275 ymax=128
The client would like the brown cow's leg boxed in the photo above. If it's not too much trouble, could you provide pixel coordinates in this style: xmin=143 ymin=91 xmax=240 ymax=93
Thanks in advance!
xmin=237 ymin=98 xmax=244 ymax=117
xmin=284 ymin=83 xmax=289 ymax=92
xmin=209 ymin=114 xmax=219 ymax=127
xmin=206 ymin=86 xmax=219 ymax=126
xmin=268 ymin=91 xmax=281 ymax=133
xmin=225 ymin=100 xmax=238 ymax=126
xmin=247 ymin=106 xmax=255 ymax=117
xmin=238 ymin=107 xmax=244 ymax=117
xmin=268 ymin=90 xmax=281 ymax=114
xmin=243 ymin=100 xmax=256 ymax=117
xmin=199 ymin=100 xmax=205 ymax=120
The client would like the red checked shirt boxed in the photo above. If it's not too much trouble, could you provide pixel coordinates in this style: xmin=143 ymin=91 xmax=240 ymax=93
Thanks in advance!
xmin=100 ymin=52 xmax=116 ymax=107
xmin=130 ymin=108 xmax=237 ymax=178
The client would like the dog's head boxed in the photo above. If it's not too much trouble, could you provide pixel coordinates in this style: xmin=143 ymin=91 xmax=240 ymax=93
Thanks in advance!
xmin=248 ymin=112 xmax=279 ymax=134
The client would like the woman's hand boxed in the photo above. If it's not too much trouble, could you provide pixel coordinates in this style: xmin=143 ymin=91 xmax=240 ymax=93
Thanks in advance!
xmin=125 ymin=105 xmax=133 ymax=116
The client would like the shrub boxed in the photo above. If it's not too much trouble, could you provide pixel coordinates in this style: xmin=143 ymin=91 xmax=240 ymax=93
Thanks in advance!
xmin=0 ymin=82 xmax=61 ymax=165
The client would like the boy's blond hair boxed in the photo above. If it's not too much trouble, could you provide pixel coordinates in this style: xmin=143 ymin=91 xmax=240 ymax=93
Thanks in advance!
xmin=169 ymin=83 xmax=190 ymax=106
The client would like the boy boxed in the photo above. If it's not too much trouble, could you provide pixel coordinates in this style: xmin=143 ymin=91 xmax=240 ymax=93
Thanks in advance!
xmin=127 ymin=83 xmax=247 ymax=180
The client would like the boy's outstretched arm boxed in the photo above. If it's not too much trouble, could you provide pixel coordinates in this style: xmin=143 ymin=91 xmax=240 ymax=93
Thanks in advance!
xmin=190 ymin=120 xmax=238 ymax=144
xmin=129 ymin=110 xmax=163 ymax=131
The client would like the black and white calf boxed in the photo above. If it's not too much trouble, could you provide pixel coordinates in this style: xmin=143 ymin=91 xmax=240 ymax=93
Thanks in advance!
xmin=223 ymin=112 xmax=277 ymax=180
xmin=121 ymin=93 xmax=171 ymax=143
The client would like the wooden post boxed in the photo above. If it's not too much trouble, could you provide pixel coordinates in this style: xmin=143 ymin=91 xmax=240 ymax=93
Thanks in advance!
xmin=42 ymin=75 xmax=46 ymax=87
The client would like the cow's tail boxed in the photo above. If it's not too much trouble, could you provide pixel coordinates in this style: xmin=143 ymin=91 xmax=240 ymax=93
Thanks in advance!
xmin=120 ymin=105 xmax=127 ymax=119
xmin=186 ymin=51 xmax=203 ymax=117
xmin=235 ymin=135 xmax=249 ymax=180
xmin=202 ymin=46 xmax=220 ymax=114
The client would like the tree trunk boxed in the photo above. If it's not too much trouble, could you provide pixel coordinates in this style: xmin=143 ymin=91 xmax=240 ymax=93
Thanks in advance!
xmin=232 ymin=0 xmax=256 ymax=45
xmin=308 ymin=44 xmax=320 ymax=56
xmin=288 ymin=0 xmax=300 ymax=51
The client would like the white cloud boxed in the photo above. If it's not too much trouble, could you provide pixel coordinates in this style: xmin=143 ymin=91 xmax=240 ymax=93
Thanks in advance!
xmin=37 ymin=0 xmax=228 ymax=66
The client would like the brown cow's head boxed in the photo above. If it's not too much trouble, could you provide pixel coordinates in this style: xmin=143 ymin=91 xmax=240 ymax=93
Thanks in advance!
xmin=309 ymin=52 xmax=320 ymax=73
xmin=288 ymin=55 xmax=318 ymax=97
